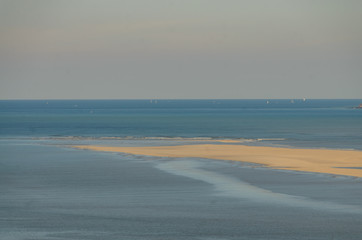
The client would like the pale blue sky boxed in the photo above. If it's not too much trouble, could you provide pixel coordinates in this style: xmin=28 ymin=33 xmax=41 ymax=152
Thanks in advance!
xmin=1 ymin=0 xmax=361 ymax=99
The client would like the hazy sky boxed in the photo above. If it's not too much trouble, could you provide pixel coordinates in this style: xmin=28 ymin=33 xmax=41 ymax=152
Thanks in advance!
xmin=1 ymin=0 xmax=361 ymax=99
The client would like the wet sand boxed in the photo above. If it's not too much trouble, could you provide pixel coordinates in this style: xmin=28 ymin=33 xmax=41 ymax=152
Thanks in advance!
xmin=73 ymin=144 xmax=362 ymax=178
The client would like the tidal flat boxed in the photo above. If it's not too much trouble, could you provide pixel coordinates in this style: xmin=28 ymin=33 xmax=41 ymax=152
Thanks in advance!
xmin=1 ymin=140 xmax=362 ymax=240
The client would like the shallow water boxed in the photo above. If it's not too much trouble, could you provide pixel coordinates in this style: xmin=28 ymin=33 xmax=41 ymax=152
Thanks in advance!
xmin=1 ymin=140 xmax=362 ymax=239
xmin=1 ymin=99 xmax=362 ymax=239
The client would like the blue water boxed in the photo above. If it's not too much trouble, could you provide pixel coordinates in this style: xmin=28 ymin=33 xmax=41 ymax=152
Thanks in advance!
xmin=1 ymin=99 xmax=362 ymax=239
xmin=1 ymin=99 xmax=361 ymax=149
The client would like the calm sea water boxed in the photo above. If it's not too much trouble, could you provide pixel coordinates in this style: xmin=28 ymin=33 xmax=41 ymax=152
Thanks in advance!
xmin=1 ymin=99 xmax=362 ymax=239
xmin=1 ymin=99 xmax=361 ymax=149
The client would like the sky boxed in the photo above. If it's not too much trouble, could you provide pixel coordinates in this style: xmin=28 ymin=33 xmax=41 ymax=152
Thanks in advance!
xmin=1 ymin=0 xmax=361 ymax=99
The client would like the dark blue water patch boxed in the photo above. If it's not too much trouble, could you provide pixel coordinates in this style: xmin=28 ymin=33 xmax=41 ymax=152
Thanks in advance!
xmin=0 ymin=99 xmax=361 ymax=150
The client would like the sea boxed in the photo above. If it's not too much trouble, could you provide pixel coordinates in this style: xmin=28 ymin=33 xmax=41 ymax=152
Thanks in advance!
xmin=1 ymin=99 xmax=362 ymax=239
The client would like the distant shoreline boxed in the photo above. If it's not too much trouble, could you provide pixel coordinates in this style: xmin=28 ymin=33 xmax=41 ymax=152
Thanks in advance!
xmin=73 ymin=144 xmax=362 ymax=178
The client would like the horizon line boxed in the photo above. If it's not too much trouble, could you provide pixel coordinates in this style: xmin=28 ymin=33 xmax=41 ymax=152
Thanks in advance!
xmin=0 ymin=98 xmax=361 ymax=101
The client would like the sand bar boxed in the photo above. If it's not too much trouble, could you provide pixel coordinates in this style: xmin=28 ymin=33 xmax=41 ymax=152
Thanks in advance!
xmin=73 ymin=144 xmax=362 ymax=178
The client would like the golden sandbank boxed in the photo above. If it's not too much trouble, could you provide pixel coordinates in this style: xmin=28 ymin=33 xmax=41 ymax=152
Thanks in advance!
xmin=73 ymin=144 xmax=362 ymax=178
